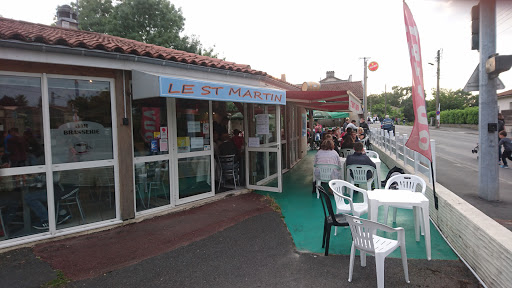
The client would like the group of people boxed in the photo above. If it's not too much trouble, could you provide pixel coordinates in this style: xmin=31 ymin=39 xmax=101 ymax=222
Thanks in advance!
xmin=311 ymin=117 xmax=370 ymax=153
xmin=313 ymin=117 xmax=376 ymax=184
xmin=1 ymin=127 xmax=43 ymax=168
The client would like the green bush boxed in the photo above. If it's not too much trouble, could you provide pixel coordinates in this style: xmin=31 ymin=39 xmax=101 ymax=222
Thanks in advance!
xmin=436 ymin=107 xmax=478 ymax=124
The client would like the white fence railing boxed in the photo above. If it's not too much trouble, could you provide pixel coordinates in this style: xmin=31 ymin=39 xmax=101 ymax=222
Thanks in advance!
xmin=369 ymin=128 xmax=436 ymax=184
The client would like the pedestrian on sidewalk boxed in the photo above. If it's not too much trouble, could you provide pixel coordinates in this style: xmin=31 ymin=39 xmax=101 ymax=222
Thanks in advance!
xmin=498 ymin=113 xmax=505 ymax=164
xmin=498 ymin=130 xmax=512 ymax=168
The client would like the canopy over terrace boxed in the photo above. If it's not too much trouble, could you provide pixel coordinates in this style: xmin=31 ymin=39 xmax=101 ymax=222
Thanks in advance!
xmin=286 ymin=90 xmax=362 ymax=115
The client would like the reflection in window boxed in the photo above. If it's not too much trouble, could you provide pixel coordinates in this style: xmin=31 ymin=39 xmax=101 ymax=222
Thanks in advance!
xmin=178 ymin=156 xmax=211 ymax=199
xmin=55 ymin=167 xmax=116 ymax=230
xmin=0 ymin=75 xmax=44 ymax=168
xmin=48 ymin=78 xmax=113 ymax=164
xmin=0 ymin=172 xmax=48 ymax=240
xmin=132 ymin=98 xmax=169 ymax=157
xmin=176 ymin=99 xmax=209 ymax=153
xmin=134 ymin=160 xmax=170 ymax=211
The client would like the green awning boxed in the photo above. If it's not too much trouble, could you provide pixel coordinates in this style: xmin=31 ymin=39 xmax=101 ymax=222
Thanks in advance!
xmin=327 ymin=112 xmax=350 ymax=119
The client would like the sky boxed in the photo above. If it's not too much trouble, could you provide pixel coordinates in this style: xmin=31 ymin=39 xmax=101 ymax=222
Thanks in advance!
xmin=2 ymin=0 xmax=512 ymax=99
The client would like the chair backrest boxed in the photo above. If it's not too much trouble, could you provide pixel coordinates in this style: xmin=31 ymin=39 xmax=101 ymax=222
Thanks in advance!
xmin=314 ymin=164 xmax=341 ymax=182
xmin=347 ymin=164 xmax=375 ymax=184
xmin=340 ymin=148 xmax=355 ymax=158
xmin=384 ymin=174 xmax=426 ymax=194
xmin=218 ymin=155 xmax=237 ymax=173
xmin=329 ymin=179 xmax=368 ymax=207
xmin=345 ymin=215 xmax=379 ymax=253
xmin=365 ymin=150 xmax=379 ymax=159
xmin=317 ymin=185 xmax=336 ymax=221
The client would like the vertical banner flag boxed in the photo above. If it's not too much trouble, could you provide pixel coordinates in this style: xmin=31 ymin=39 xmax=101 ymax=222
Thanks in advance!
xmin=403 ymin=2 xmax=432 ymax=162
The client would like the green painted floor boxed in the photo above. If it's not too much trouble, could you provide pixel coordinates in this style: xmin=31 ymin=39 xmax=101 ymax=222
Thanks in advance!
xmin=257 ymin=150 xmax=458 ymax=260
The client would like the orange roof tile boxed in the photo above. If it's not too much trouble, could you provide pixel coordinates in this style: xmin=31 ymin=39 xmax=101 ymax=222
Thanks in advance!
xmin=0 ymin=17 xmax=267 ymax=75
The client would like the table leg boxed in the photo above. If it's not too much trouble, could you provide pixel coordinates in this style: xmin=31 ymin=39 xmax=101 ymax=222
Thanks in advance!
xmin=369 ymin=200 xmax=378 ymax=222
xmin=413 ymin=206 xmax=420 ymax=242
xmin=421 ymin=204 xmax=431 ymax=260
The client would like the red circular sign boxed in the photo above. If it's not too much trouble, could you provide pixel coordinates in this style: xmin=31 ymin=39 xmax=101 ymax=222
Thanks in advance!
xmin=368 ymin=61 xmax=379 ymax=71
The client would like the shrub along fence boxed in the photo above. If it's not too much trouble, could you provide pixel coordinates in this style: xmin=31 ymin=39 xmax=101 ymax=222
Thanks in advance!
xmin=427 ymin=107 xmax=479 ymax=124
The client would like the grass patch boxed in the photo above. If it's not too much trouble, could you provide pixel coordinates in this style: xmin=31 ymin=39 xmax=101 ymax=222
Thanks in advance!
xmin=262 ymin=195 xmax=282 ymax=215
xmin=41 ymin=270 xmax=70 ymax=288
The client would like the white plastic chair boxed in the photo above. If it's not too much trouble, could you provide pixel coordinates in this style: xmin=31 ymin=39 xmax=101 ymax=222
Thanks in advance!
xmin=340 ymin=148 xmax=355 ymax=158
xmin=313 ymin=164 xmax=342 ymax=199
xmin=346 ymin=164 xmax=376 ymax=191
xmin=384 ymin=174 xmax=427 ymax=233
xmin=345 ymin=215 xmax=410 ymax=288
xmin=365 ymin=150 xmax=379 ymax=159
xmin=329 ymin=180 xmax=368 ymax=235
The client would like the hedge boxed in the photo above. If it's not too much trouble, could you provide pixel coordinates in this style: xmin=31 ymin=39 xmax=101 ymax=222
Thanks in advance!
xmin=427 ymin=107 xmax=478 ymax=124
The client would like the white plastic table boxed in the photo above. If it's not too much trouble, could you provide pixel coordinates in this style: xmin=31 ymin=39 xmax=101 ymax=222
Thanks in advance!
xmin=367 ymin=188 xmax=431 ymax=260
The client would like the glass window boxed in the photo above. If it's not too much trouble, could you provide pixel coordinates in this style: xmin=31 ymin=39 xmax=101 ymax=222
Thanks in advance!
xmin=55 ymin=167 xmax=116 ymax=230
xmin=176 ymin=99 xmax=209 ymax=153
xmin=48 ymin=78 xmax=113 ymax=164
xmin=0 ymin=172 xmax=48 ymax=240
xmin=178 ymin=156 xmax=211 ymax=198
xmin=132 ymin=98 xmax=169 ymax=157
xmin=134 ymin=160 xmax=170 ymax=211
xmin=0 ymin=75 xmax=44 ymax=168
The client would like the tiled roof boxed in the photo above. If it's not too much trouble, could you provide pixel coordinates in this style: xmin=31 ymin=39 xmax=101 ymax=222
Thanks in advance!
xmin=0 ymin=17 xmax=270 ymax=76
xmin=319 ymin=81 xmax=363 ymax=100
xmin=498 ymin=89 xmax=512 ymax=98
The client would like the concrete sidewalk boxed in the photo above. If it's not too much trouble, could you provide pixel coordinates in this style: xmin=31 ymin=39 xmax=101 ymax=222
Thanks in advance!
xmin=0 ymin=193 xmax=481 ymax=288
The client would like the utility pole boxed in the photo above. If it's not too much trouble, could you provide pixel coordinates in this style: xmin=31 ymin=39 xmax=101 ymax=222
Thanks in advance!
xmin=384 ymin=84 xmax=387 ymax=116
xmin=478 ymin=0 xmax=499 ymax=201
xmin=361 ymin=57 xmax=370 ymax=119
xmin=435 ymin=49 xmax=440 ymax=128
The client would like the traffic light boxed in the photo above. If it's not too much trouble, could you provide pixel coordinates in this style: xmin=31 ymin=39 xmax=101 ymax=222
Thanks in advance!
xmin=471 ymin=4 xmax=479 ymax=50
xmin=486 ymin=54 xmax=512 ymax=79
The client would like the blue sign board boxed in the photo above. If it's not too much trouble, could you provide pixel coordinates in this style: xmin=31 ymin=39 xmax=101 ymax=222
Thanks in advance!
xmin=159 ymin=76 xmax=286 ymax=105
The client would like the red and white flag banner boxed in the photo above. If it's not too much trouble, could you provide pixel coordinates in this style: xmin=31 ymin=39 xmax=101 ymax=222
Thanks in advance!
xmin=403 ymin=2 xmax=432 ymax=162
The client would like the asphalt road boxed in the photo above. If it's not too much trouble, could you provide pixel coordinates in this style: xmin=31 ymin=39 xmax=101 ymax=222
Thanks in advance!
xmin=370 ymin=123 xmax=512 ymax=230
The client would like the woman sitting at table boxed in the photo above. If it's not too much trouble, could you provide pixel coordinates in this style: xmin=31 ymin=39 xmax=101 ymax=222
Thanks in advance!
xmin=341 ymin=131 xmax=355 ymax=149
xmin=314 ymin=139 xmax=343 ymax=181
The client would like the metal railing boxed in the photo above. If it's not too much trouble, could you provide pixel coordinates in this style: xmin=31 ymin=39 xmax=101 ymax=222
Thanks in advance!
xmin=369 ymin=128 xmax=436 ymax=184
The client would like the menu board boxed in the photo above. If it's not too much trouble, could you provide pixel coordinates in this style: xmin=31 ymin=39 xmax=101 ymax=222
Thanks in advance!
xmin=191 ymin=137 xmax=204 ymax=149
xmin=255 ymin=114 xmax=269 ymax=135
xmin=187 ymin=121 xmax=201 ymax=133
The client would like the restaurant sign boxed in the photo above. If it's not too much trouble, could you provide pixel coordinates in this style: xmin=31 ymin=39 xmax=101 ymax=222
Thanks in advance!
xmin=159 ymin=76 xmax=286 ymax=105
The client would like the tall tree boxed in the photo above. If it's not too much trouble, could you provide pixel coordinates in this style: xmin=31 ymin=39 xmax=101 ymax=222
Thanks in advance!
xmin=69 ymin=0 xmax=218 ymax=57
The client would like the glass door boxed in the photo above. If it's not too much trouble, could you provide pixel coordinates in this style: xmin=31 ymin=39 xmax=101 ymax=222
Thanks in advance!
xmin=171 ymin=98 xmax=215 ymax=205
xmin=244 ymin=103 xmax=282 ymax=192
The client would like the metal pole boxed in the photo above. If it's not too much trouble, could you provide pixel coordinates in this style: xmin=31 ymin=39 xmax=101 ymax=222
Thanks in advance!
xmin=363 ymin=58 xmax=368 ymax=119
xmin=436 ymin=49 xmax=440 ymax=128
xmin=384 ymin=84 xmax=387 ymax=116
xmin=478 ymin=0 xmax=499 ymax=201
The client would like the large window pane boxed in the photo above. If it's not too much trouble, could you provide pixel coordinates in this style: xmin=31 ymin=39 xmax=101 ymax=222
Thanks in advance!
xmin=132 ymin=98 xmax=169 ymax=157
xmin=48 ymin=78 xmax=113 ymax=164
xmin=178 ymin=156 xmax=211 ymax=199
xmin=176 ymin=99 xmax=210 ymax=153
xmin=55 ymin=167 xmax=116 ymax=230
xmin=0 ymin=75 xmax=44 ymax=168
xmin=134 ymin=160 xmax=170 ymax=211
xmin=0 ymin=172 xmax=48 ymax=240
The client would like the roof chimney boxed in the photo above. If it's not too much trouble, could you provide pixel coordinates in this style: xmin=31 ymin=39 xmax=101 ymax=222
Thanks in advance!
xmin=326 ymin=71 xmax=335 ymax=78
xmin=348 ymin=74 xmax=352 ymax=82
xmin=56 ymin=4 xmax=79 ymax=30
xmin=281 ymin=74 xmax=287 ymax=82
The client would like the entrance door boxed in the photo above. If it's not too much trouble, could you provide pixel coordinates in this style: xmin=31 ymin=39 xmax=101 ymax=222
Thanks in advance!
xmin=244 ymin=103 xmax=282 ymax=192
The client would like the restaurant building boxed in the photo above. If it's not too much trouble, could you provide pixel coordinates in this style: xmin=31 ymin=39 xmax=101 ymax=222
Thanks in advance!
xmin=0 ymin=17 xmax=360 ymax=248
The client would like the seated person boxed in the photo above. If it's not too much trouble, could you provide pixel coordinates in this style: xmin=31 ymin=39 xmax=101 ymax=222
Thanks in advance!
xmin=218 ymin=133 xmax=239 ymax=156
xmin=341 ymin=132 xmax=355 ymax=149
xmin=346 ymin=142 xmax=376 ymax=181
xmin=232 ymin=129 xmax=244 ymax=154
xmin=323 ymin=134 xmax=340 ymax=155
xmin=314 ymin=139 xmax=343 ymax=181
xmin=24 ymin=175 xmax=72 ymax=229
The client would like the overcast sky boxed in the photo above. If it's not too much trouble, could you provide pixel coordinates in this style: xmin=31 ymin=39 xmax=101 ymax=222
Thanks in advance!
xmin=2 ymin=0 xmax=512 ymax=99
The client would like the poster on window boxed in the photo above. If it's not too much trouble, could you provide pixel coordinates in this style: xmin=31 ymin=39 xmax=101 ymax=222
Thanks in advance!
xmin=142 ymin=107 xmax=160 ymax=143
xmin=187 ymin=121 xmax=201 ymax=133
xmin=177 ymin=137 xmax=190 ymax=153
xmin=302 ymin=113 xmax=307 ymax=136
xmin=191 ymin=137 xmax=204 ymax=149
xmin=255 ymin=114 xmax=269 ymax=135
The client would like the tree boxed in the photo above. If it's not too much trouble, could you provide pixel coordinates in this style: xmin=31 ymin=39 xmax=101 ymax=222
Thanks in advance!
xmin=426 ymin=88 xmax=476 ymax=113
xmin=69 ymin=0 xmax=219 ymax=57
